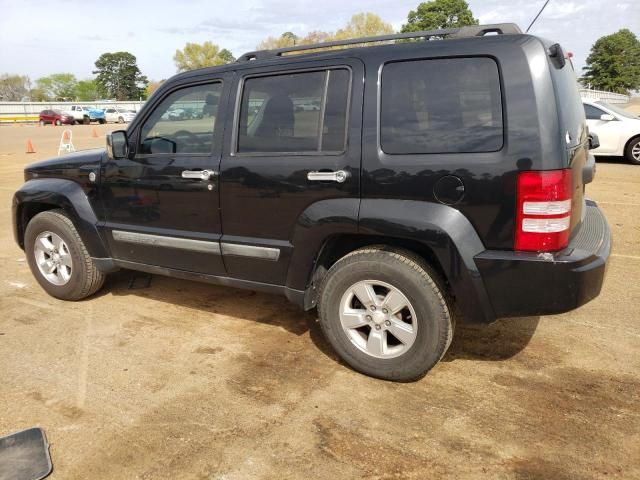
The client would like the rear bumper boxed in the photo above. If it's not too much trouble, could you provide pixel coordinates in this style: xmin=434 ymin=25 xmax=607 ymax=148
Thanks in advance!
xmin=475 ymin=200 xmax=610 ymax=318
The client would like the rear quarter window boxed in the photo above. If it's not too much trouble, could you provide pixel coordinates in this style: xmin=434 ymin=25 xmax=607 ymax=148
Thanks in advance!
xmin=380 ymin=57 xmax=503 ymax=154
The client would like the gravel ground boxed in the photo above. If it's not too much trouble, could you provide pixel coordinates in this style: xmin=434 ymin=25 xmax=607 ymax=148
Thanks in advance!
xmin=0 ymin=122 xmax=638 ymax=479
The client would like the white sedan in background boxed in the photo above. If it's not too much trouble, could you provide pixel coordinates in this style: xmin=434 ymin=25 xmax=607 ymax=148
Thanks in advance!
xmin=103 ymin=107 xmax=136 ymax=124
xmin=582 ymin=98 xmax=640 ymax=165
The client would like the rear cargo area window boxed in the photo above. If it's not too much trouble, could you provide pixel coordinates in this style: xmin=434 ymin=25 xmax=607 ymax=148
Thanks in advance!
xmin=380 ymin=57 xmax=503 ymax=154
xmin=237 ymin=68 xmax=350 ymax=154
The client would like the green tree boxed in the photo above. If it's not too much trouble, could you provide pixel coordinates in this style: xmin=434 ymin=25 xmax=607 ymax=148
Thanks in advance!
xmin=0 ymin=74 xmax=29 ymax=101
xmin=581 ymin=29 xmax=640 ymax=94
xmin=173 ymin=42 xmax=236 ymax=72
xmin=145 ymin=79 xmax=165 ymax=98
xmin=257 ymin=13 xmax=392 ymax=51
xmin=257 ymin=32 xmax=299 ymax=50
xmin=93 ymin=52 xmax=148 ymax=100
xmin=75 ymin=79 xmax=100 ymax=101
xmin=29 ymin=87 xmax=49 ymax=102
xmin=401 ymin=0 xmax=478 ymax=32
xmin=35 ymin=73 xmax=78 ymax=100
xmin=281 ymin=31 xmax=298 ymax=45
xmin=335 ymin=12 xmax=394 ymax=40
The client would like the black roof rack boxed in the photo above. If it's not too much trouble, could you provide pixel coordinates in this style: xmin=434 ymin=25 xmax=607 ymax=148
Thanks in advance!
xmin=237 ymin=23 xmax=522 ymax=62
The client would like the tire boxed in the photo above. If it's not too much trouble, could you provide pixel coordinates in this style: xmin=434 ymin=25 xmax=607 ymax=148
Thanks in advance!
xmin=39 ymin=120 xmax=45 ymax=126
xmin=25 ymin=210 xmax=105 ymax=301
xmin=99 ymin=118 xmax=106 ymax=125
xmin=624 ymin=136 xmax=640 ymax=165
xmin=83 ymin=116 xmax=90 ymax=125
xmin=118 ymin=116 xmax=124 ymax=123
xmin=318 ymin=246 xmax=453 ymax=382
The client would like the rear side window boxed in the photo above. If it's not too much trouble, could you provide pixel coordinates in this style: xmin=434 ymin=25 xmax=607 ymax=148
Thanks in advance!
xmin=380 ymin=57 xmax=503 ymax=154
xmin=237 ymin=68 xmax=350 ymax=154
xmin=584 ymin=104 xmax=605 ymax=120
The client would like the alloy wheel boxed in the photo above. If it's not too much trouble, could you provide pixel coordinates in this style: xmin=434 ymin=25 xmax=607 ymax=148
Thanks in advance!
xmin=33 ymin=231 xmax=73 ymax=286
xmin=339 ymin=280 xmax=418 ymax=359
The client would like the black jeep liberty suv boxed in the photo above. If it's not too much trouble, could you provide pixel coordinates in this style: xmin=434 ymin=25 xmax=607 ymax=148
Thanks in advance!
xmin=12 ymin=24 xmax=611 ymax=381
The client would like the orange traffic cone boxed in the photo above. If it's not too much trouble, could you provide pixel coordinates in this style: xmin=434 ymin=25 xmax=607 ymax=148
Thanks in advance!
xmin=92 ymin=128 xmax=98 ymax=138
xmin=26 ymin=139 xmax=35 ymax=153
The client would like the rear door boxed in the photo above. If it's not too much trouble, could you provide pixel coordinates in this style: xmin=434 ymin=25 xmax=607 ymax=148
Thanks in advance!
xmin=100 ymin=74 xmax=232 ymax=275
xmin=218 ymin=59 xmax=363 ymax=285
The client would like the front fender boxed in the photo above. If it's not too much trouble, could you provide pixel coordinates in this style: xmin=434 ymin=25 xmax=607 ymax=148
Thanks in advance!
xmin=358 ymin=199 xmax=495 ymax=323
xmin=12 ymin=178 xmax=110 ymax=259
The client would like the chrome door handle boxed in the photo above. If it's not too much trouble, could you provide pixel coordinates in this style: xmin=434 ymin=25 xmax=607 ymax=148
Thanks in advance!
xmin=181 ymin=169 xmax=217 ymax=180
xmin=307 ymin=170 xmax=350 ymax=183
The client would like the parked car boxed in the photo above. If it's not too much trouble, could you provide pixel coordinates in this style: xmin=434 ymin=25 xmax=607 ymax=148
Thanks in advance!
xmin=12 ymin=24 xmax=611 ymax=381
xmin=182 ymin=107 xmax=204 ymax=120
xmin=582 ymin=98 xmax=640 ymax=165
xmin=161 ymin=107 xmax=185 ymax=121
xmin=38 ymin=109 xmax=74 ymax=126
xmin=64 ymin=105 xmax=106 ymax=125
xmin=103 ymin=107 xmax=136 ymax=124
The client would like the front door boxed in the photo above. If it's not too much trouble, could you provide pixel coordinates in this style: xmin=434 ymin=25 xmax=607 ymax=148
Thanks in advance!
xmin=219 ymin=60 xmax=363 ymax=286
xmin=100 ymin=75 xmax=231 ymax=275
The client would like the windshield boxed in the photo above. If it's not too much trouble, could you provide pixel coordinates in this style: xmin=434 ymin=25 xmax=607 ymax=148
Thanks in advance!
xmin=595 ymin=100 xmax=638 ymax=119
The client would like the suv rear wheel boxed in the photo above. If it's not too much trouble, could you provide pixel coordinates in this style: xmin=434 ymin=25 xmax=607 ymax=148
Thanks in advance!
xmin=318 ymin=246 xmax=453 ymax=381
xmin=25 ymin=210 xmax=105 ymax=300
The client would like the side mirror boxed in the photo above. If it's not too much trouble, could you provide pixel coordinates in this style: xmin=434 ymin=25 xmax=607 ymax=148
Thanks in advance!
xmin=600 ymin=114 xmax=615 ymax=121
xmin=589 ymin=132 xmax=600 ymax=150
xmin=106 ymin=130 xmax=129 ymax=160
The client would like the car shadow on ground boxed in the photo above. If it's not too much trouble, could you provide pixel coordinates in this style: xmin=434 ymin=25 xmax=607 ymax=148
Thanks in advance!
xmin=594 ymin=155 xmax=628 ymax=165
xmin=103 ymin=269 xmax=314 ymax=336
xmin=102 ymin=269 xmax=541 ymax=367
xmin=443 ymin=316 xmax=540 ymax=362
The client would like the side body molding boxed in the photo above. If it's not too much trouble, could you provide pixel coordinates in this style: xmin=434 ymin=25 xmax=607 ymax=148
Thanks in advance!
xmin=358 ymin=199 xmax=496 ymax=324
xmin=12 ymin=178 xmax=111 ymax=259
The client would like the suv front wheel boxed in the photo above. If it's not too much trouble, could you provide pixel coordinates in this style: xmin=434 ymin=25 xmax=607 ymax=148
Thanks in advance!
xmin=318 ymin=246 xmax=453 ymax=382
xmin=25 ymin=210 xmax=105 ymax=300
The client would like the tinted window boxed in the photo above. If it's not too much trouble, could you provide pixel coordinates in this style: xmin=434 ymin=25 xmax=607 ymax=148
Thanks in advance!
xmin=237 ymin=69 xmax=349 ymax=153
xmin=584 ymin=104 xmax=605 ymax=120
xmin=322 ymin=69 xmax=350 ymax=151
xmin=380 ymin=57 xmax=503 ymax=154
xmin=140 ymin=82 xmax=222 ymax=155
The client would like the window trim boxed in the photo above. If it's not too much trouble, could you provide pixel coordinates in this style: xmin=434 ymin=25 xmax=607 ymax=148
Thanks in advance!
xmin=377 ymin=55 xmax=505 ymax=157
xmin=231 ymin=65 xmax=352 ymax=158
xmin=583 ymin=103 xmax=606 ymax=120
xmin=135 ymin=79 xmax=224 ymax=158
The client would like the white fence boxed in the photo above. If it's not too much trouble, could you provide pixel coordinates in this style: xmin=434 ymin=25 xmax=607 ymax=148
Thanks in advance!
xmin=0 ymin=101 xmax=146 ymax=122
xmin=579 ymin=89 xmax=629 ymax=104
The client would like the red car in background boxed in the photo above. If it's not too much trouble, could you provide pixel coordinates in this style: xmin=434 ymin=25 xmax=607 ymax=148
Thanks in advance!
xmin=38 ymin=109 xmax=75 ymax=126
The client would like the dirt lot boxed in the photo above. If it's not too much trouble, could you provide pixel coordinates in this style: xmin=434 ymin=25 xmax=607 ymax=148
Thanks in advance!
xmin=0 ymin=123 xmax=639 ymax=480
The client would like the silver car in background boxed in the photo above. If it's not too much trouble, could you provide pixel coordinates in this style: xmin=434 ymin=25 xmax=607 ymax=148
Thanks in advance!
xmin=103 ymin=107 xmax=136 ymax=123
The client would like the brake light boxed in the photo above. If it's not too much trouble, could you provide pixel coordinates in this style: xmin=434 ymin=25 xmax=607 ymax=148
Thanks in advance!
xmin=515 ymin=169 xmax=572 ymax=252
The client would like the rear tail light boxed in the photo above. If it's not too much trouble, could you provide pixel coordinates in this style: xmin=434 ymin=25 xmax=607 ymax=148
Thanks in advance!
xmin=515 ymin=169 xmax=572 ymax=252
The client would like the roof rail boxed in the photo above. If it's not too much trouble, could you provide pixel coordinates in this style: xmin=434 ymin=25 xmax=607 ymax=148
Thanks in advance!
xmin=237 ymin=23 xmax=522 ymax=62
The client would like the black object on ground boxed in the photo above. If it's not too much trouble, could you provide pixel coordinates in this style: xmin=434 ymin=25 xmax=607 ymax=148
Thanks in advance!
xmin=128 ymin=272 xmax=152 ymax=290
xmin=0 ymin=427 xmax=52 ymax=480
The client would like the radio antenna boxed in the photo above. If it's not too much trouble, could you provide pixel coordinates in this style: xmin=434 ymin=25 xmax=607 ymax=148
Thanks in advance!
xmin=526 ymin=0 xmax=551 ymax=33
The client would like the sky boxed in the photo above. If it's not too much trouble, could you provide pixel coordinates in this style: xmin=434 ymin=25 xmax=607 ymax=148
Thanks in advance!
xmin=1 ymin=0 xmax=639 ymax=82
